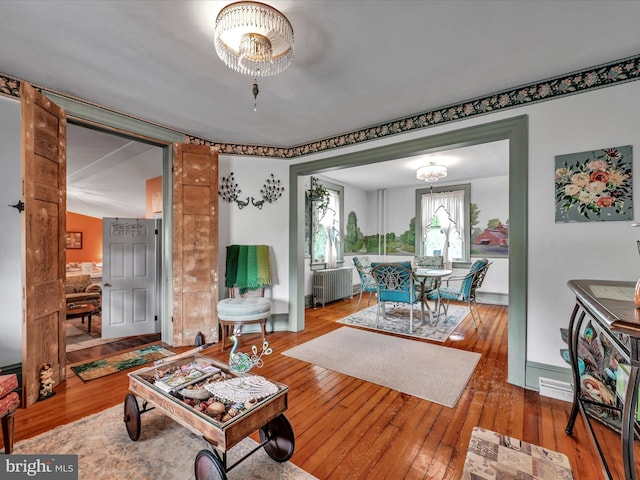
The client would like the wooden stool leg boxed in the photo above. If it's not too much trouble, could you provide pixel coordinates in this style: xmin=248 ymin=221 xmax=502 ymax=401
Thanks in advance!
xmin=260 ymin=319 xmax=267 ymax=345
xmin=2 ymin=409 xmax=16 ymax=454
xmin=220 ymin=322 xmax=228 ymax=352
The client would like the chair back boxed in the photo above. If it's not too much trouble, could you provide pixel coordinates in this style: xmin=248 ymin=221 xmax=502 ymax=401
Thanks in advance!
xmin=412 ymin=255 xmax=444 ymax=270
xmin=469 ymin=261 xmax=492 ymax=300
xmin=371 ymin=262 xmax=418 ymax=304
xmin=353 ymin=256 xmax=377 ymax=292
xmin=460 ymin=258 xmax=489 ymax=299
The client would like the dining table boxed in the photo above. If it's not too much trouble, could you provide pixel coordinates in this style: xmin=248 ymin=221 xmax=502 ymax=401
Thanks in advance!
xmin=414 ymin=268 xmax=452 ymax=325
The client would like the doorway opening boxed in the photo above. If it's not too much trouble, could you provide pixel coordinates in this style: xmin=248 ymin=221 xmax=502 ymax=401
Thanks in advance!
xmin=65 ymin=122 xmax=164 ymax=361
xmin=289 ymin=115 xmax=528 ymax=387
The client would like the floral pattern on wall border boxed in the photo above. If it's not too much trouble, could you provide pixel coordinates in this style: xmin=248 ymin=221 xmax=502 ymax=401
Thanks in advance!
xmin=2 ymin=54 xmax=640 ymax=158
xmin=555 ymin=145 xmax=633 ymax=222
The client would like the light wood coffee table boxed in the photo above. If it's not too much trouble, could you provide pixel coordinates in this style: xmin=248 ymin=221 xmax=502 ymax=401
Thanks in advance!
xmin=66 ymin=304 xmax=98 ymax=333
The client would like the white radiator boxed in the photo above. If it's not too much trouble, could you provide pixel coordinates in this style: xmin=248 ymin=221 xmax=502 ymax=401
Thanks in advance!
xmin=313 ymin=267 xmax=353 ymax=307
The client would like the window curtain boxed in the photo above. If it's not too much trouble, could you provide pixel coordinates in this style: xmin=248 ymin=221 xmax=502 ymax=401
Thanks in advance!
xmin=421 ymin=189 xmax=465 ymax=263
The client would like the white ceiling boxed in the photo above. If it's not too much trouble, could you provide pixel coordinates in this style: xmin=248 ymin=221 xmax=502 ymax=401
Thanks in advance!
xmin=2 ymin=1 xmax=639 ymax=216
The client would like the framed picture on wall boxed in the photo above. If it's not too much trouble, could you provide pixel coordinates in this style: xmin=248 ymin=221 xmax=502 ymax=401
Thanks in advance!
xmin=65 ymin=232 xmax=82 ymax=249
xmin=555 ymin=145 xmax=633 ymax=223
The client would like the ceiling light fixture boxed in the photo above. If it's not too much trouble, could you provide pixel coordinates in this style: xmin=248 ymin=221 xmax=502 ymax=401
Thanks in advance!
xmin=214 ymin=1 xmax=294 ymax=111
xmin=416 ymin=162 xmax=448 ymax=182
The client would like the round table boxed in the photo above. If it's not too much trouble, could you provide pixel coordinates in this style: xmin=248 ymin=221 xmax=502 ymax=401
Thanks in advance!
xmin=414 ymin=268 xmax=452 ymax=324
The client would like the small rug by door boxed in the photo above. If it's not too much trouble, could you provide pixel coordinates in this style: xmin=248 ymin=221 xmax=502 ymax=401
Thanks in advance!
xmin=337 ymin=302 xmax=469 ymax=342
xmin=462 ymin=427 xmax=574 ymax=479
xmin=71 ymin=344 xmax=175 ymax=382
xmin=13 ymin=404 xmax=316 ymax=480
xmin=282 ymin=327 xmax=480 ymax=407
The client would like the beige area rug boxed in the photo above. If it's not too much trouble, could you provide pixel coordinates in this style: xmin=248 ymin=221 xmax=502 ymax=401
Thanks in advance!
xmin=14 ymin=404 xmax=317 ymax=480
xmin=337 ymin=302 xmax=469 ymax=342
xmin=282 ymin=327 xmax=481 ymax=408
xmin=462 ymin=427 xmax=574 ymax=479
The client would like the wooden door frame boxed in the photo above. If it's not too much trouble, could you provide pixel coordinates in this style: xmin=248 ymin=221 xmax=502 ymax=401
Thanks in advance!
xmin=42 ymin=92 xmax=185 ymax=345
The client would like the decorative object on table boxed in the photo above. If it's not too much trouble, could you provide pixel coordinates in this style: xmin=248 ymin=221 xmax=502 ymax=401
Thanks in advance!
xmin=228 ymin=331 xmax=273 ymax=375
xmin=555 ymin=145 xmax=632 ymax=222
xmin=214 ymin=1 xmax=294 ymax=110
xmin=462 ymin=426 xmax=574 ymax=479
xmin=205 ymin=375 xmax=278 ymax=404
xmin=38 ymin=363 xmax=55 ymax=400
xmin=559 ymin=322 xmax=625 ymax=431
xmin=219 ymin=172 xmax=285 ymax=209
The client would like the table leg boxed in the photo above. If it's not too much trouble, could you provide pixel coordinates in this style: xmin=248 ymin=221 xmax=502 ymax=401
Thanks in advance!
xmin=87 ymin=312 xmax=92 ymax=334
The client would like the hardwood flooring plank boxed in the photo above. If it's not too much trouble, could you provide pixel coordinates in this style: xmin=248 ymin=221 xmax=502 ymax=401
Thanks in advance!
xmin=7 ymin=298 xmax=611 ymax=479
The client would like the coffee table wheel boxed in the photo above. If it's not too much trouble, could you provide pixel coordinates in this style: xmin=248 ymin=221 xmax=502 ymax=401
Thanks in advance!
xmin=123 ymin=393 xmax=141 ymax=441
xmin=194 ymin=449 xmax=227 ymax=480
xmin=259 ymin=414 xmax=295 ymax=462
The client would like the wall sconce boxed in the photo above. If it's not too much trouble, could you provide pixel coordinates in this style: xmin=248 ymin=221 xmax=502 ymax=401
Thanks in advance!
xmin=219 ymin=173 xmax=285 ymax=209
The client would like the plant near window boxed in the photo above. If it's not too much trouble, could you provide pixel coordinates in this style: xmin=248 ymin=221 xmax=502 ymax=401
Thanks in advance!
xmin=309 ymin=177 xmax=331 ymax=219
xmin=555 ymin=147 xmax=632 ymax=220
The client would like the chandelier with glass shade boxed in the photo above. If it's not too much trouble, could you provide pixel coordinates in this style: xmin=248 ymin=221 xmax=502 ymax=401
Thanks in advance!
xmin=214 ymin=2 xmax=294 ymax=110
xmin=416 ymin=162 xmax=448 ymax=182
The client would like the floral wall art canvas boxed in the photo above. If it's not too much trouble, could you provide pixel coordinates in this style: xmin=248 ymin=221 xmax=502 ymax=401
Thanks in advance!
xmin=555 ymin=145 xmax=633 ymax=223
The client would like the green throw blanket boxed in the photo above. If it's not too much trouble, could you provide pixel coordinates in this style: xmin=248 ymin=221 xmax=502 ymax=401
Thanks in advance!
xmin=225 ymin=245 xmax=271 ymax=290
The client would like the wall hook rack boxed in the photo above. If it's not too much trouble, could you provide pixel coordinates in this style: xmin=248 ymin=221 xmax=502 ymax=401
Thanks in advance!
xmin=8 ymin=200 xmax=24 ymax=213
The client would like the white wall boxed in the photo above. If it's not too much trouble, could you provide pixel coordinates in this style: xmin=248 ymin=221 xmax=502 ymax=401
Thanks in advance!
xmin=290 ymin=80 xmax=640 ymax=373
xmin=339 ymin=175 xmax=509 ymax=297
xmin=217 ymin=155 xmax=290 ymax=316
xmin=3 ymin=78 xmax=640 ymax=377
xmin=525 ymin=81 xmax=640 ymax=368
xmin=0 ymin=96 xmax=23 ymax=366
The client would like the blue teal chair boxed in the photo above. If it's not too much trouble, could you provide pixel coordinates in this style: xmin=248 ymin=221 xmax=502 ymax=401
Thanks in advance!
xmin=353 ymin=256 xmax=377 ymax=310
xmin=427 ymin=258 xmax=491 ymax=328
xmin=371 ymin=262 xmax=423 ymax=333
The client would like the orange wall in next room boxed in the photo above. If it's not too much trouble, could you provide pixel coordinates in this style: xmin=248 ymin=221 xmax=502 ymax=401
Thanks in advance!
xmin=66 ymin=212 xmax=102 ymax=263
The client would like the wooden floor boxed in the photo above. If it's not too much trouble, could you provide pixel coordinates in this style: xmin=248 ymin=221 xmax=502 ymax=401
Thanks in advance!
xmin=9 ymin=298 xmax=608 ymax=479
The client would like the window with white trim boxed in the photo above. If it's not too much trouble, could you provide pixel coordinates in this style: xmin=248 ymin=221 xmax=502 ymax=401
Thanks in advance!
xmin=416 ymin=184 xmax=470 ymax=265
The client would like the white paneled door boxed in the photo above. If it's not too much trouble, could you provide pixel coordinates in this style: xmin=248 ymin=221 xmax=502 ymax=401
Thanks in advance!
xmin=102 ymin=218 xmax=158 ymax=338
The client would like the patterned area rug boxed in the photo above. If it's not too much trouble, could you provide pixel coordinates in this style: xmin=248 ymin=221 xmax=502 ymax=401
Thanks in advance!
xmin=14 ymin=404 xmax=316 ymax=480
xmin=71 ymin=344 xmax=174 ymax=382
xmin=337 ymin=302 xmax=469 ymax=342
xmin=462 ymin=427 xmax=574 ymax=479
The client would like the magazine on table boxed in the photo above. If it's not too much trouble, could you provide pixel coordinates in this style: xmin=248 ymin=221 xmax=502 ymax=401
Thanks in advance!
xmin=153 ymin=360 xmax=221 ymax=393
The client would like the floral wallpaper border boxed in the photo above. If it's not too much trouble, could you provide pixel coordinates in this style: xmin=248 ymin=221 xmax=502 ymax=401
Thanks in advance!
xmin=2 ymin=53 xmax=640 ymax=158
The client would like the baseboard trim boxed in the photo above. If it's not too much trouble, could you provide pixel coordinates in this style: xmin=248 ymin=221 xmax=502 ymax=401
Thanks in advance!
xmin=477 ymin=291 xmax=508 ymax=306
xmin=525 ymin=361 xmax=572 ymax=393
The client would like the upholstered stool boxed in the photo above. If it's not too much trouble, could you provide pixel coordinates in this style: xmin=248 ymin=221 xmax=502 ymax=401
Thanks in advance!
xmin=0 ymin=373 xmax=20 ymax=454
xmin=218 ymin=297 xmax=271 ymax=351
